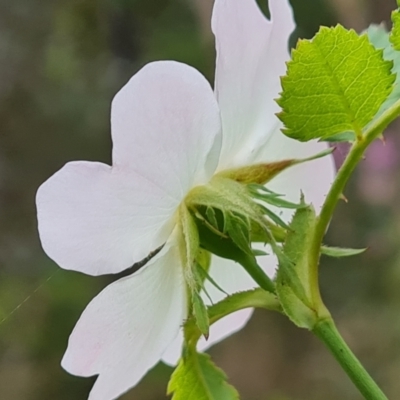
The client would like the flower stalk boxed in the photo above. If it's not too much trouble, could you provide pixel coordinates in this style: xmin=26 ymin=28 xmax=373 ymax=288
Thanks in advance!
xmin=313 ymin=97 xmax=400 ymax=265
xmin=313 ymin=318 xmax=388 ymax=400
xmin=305 ymin=98 xmax=400 ymax=398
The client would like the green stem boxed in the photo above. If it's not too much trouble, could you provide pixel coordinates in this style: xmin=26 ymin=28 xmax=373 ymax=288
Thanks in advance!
xmin=306 ymin=100 xmax=400 ymax=398
xmin=185 ymin=288 xmax=282 ymax=345
xmin=313 ymin=98 xmax=400 ymax=261
xmin=313 ymin=318 xmax=388 ymax=400
xmin=309 ymin=98 xmax=400 ymax=307
xmin=238 ymin=253 xmax=276 ymax=294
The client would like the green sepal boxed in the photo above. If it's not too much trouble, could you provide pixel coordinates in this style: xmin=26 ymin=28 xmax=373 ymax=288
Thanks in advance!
xmin=216 ymin=159 xmax=295 ymax=185
xmin=223 ymin=211 xmax=252 ymax=255
xmin=187 ymin=177 xmax=290 ymax=241
xmin=195 ymin=216 xmax=276 ymax=294
xmin=275 ymin=250 xmax=311 ymax=309
xmin=206 ymin=207 xmax=218 ymax=230
xmin=252 ymin=249 xmax=269 ymax=257
xmin=278 ymin=25 xmax=395 ymax=141
xmin=167 ymin=349 xmax=239 ymax=400
xmin=192 ymin=291 xmax=210 ymax=339
xmin=186 ymin=177 xmax=265 ymax=227
xmin=195 ymin=260 xmax=228 ymax=296
xmin=216 ymin=148 xmax=334 ymax=184
xmin=321 ymin=246 xmax=367 ymax=258
xmin=276 ymin=203 xmax=319 ymax=329
xmin=196 ymin=248 xmax=212 ymax=274
xmin=178 ymin=205 xmax=211 ymax=336
xmin=257 ymin=204 xmax=290 ymax=230
xmin=250 ymin=219 xmax=287 ymax=243
xmin=178 ymin=204 xmax=200 ymax=286
xmin=248 ymin=183 xmax=306 ymax=210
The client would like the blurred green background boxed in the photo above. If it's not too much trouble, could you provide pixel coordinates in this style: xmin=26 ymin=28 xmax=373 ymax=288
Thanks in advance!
xmin=0 ymin=0 xmax=399 ymax=399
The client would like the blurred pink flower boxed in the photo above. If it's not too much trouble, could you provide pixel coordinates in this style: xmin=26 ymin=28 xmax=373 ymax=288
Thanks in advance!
xmin=358 ymin=135 xmax=399 ymax=205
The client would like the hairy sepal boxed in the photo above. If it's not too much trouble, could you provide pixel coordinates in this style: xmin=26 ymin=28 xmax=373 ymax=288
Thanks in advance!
xmin=276 ymin=202 xmax=319 ymax=329
xmin=186 ymin=177 xmax=266 ymax=226
xmin=178 ymin=205 xmax=209 ymax=337
xmin=216 ymin=148 xmax=334 ymax=184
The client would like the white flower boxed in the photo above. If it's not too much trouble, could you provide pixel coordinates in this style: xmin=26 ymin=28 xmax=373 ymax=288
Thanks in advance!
xmin=36 ymin=0 xmax=335 ymax=399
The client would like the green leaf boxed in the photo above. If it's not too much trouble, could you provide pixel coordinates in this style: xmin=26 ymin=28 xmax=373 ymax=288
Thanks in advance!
xmin=390 ymin=1 xmax=400 ymax=51
xmin=367 ymin=24 xmax=400 ymax=115
xmin=276 ymin=204 xmax=318 ymax=329
xmin=321 ymin=246 xmax=367 ymax=258
xmin=167 ymin=351 xmax=239 ymax=400
xmin=278 ymin=25 xmax=395 ymax=141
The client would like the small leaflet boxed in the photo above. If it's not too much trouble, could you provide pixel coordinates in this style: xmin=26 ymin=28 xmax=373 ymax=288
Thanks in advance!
xmin=321 ymin=246 xmax=367 ymax=258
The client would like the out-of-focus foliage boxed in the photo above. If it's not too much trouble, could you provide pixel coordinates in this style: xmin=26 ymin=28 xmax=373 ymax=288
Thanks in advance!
xmin=1 ymin=0 xmax=400 ymax=399
xmin=368 ymin=24 xmax=400 ymax=115
xmin=390 ymin=0 xmax=400 ymax=50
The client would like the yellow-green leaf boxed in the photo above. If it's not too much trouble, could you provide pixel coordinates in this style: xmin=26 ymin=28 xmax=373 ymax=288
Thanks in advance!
xmin=167 ymin=351 xmax=239 ymax=400
xmin=278 ymin=25 xmax=395 ymax=141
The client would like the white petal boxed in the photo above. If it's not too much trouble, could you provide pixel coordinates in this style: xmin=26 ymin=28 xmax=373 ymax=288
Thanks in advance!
xmin=37 ymin=162 xmax=169 ymax=275
xmin=212 ymin=0 xmax=295 ymax=169
xmin=112 ymin=61 xmax=222 ymax=188
xmin=37 ymin=61 xmax=222 ymax=275
xmin=162 ymin=255 xmax=258 ymax=365
xmin=62 ymin=239 xmax=187 ymax=400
